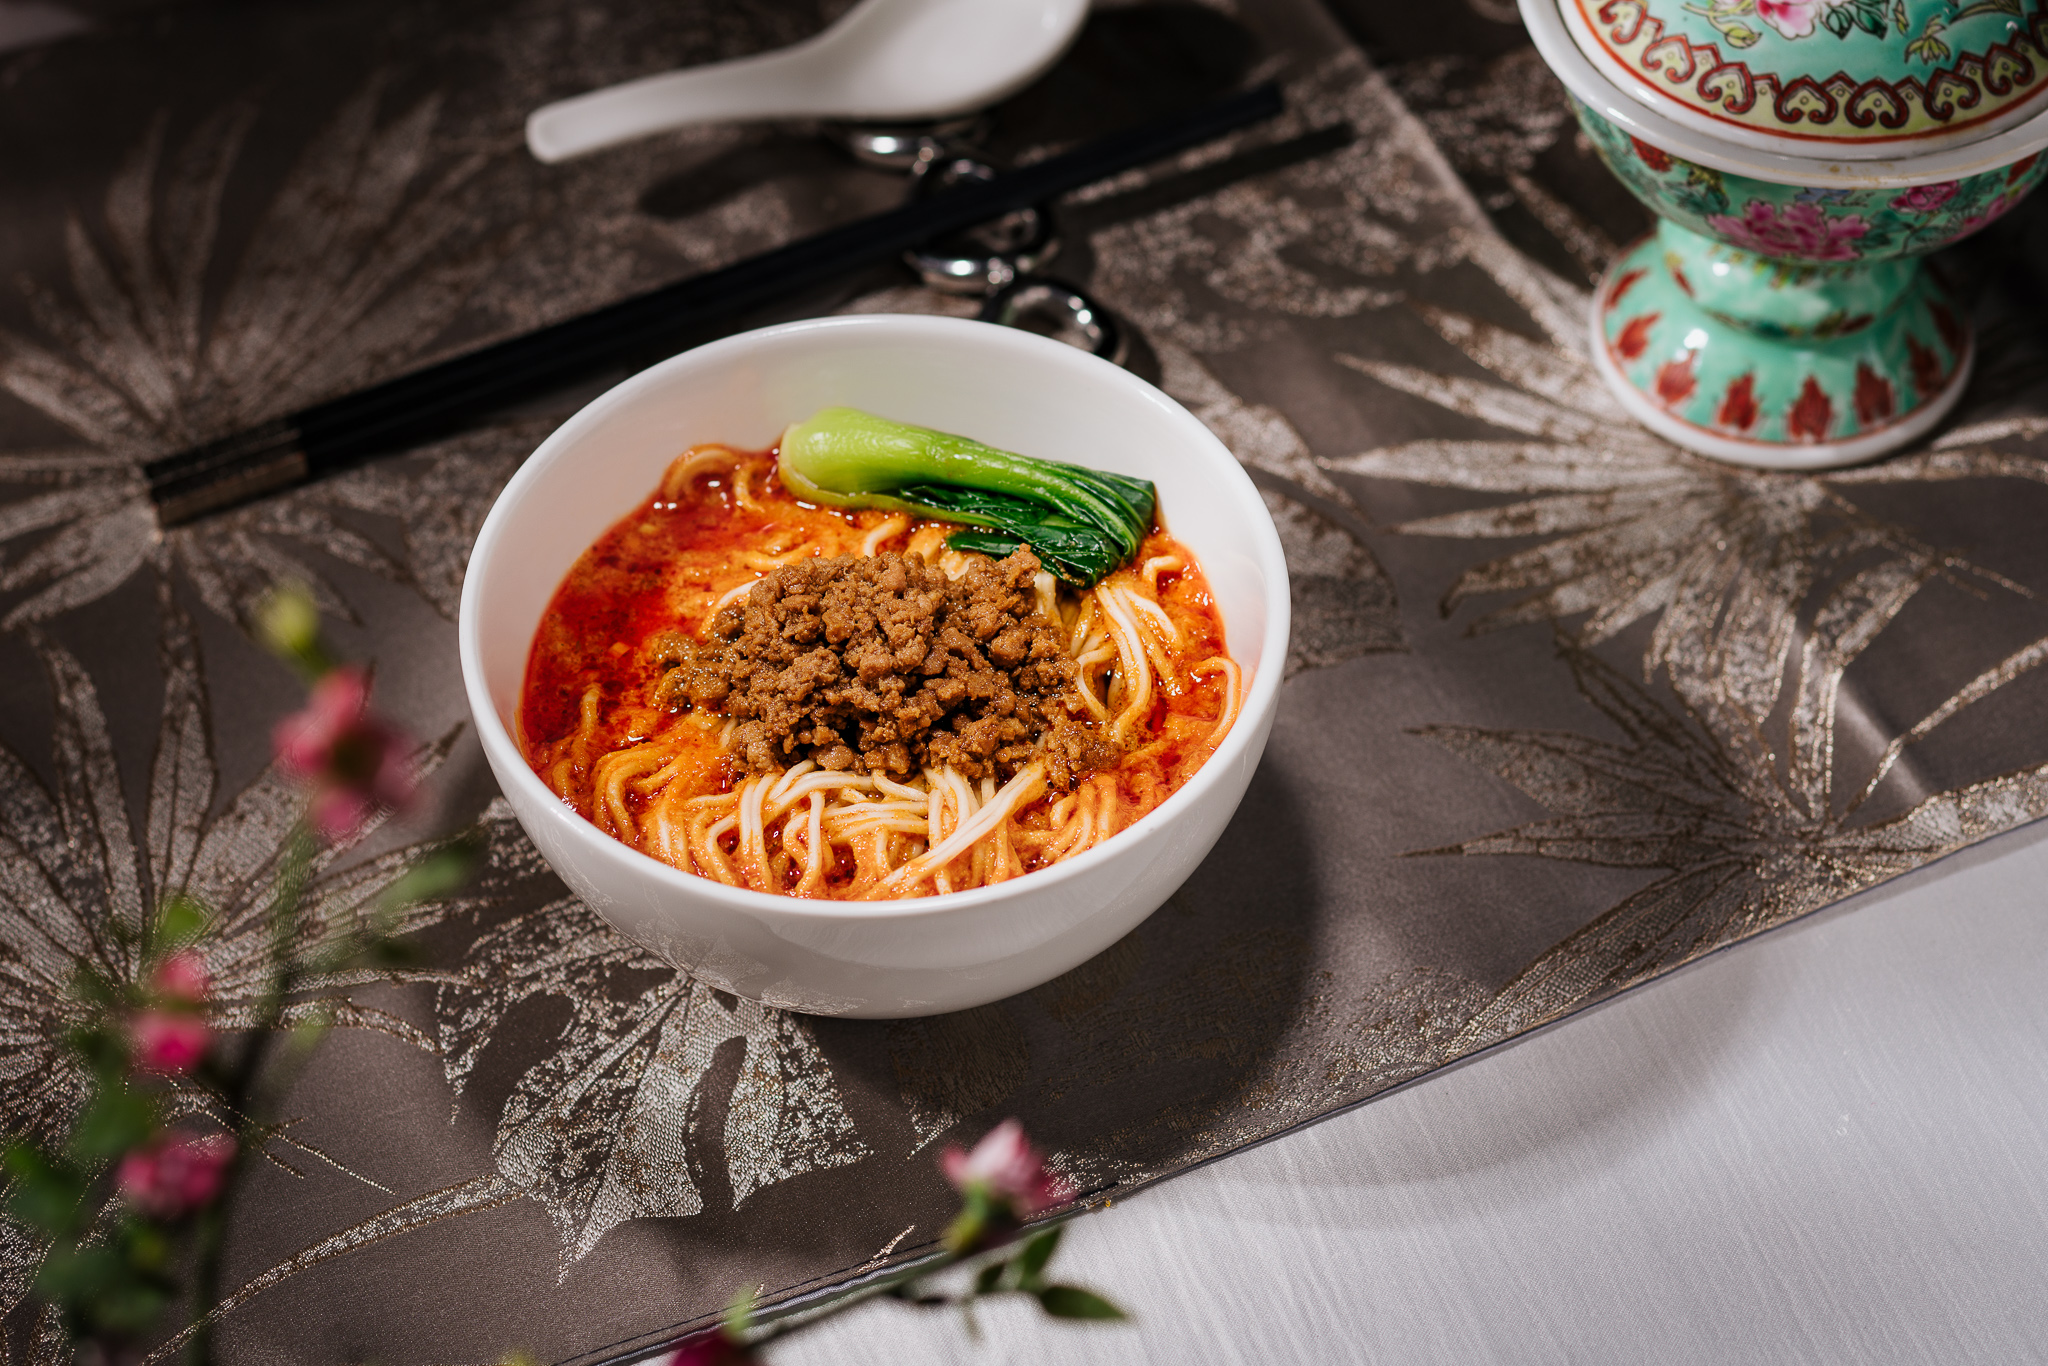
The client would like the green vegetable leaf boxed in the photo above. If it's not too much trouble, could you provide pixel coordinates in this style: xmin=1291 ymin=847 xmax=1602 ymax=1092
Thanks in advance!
xmin=945 ymin=529 xmax=1029 ymax=560
xmin=777 ymin=407 xmax=1155 ymax=587
xmin=1037 ymin=1285 xmax=1128 ymax=1320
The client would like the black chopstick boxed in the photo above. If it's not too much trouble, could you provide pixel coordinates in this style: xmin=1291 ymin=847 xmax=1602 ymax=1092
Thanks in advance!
xmin=143 ymin=81 xmax=1286 ymax=525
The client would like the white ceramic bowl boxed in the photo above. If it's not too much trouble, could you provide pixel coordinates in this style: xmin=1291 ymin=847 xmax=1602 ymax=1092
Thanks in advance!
xmin=458 ymin=314 xmax=1290 ymax=1018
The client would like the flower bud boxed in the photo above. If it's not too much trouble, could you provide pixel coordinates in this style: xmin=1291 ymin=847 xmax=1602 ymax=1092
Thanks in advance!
xmin=117 ymin=1131 xmax=235 ymax=1219
xmin=152 ymin=950 xmax=210 ymax=1004
xmin=940 ymin=1118 xmax=1070 ymax=1219
xmin=131 ymin=1010 xmax=210 ymax=1074
xmin=272 ymin=666 xmax=418 ymax=844
xmin=257 ymin=585 xmax=322 ymax=669
xmin=659 ymin=1335 xmax=755 ymax=1366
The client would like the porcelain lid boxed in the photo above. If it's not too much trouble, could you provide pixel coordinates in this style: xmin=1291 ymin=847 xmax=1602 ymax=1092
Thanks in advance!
xmin=1562 ymin=0 xmax=2048 ymax=157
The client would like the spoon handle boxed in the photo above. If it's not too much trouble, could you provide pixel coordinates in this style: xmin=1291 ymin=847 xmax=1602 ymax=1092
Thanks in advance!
xmin=527 ymin=45 xmax=834 ymax=163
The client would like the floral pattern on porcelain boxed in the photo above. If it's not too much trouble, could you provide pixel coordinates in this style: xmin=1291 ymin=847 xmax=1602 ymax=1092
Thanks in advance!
xmin=1565 ymin=0 xmax=2048 ymax=146
xmin=1707 ymin=199 xmax=1869 ymax=257
xmin=1576 ymin=96 xmax=2048 ymax=260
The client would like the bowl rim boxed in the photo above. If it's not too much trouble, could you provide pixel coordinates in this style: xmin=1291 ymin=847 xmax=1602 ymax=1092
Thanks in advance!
xmin=457 ymin=312 xmax=1292 ymax=923
xmin=1523 ymin=0 xmax=2048 ymax=187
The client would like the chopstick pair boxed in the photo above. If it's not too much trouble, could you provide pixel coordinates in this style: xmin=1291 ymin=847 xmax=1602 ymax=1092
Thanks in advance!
xmin=143 ymin=82 xmax=1286 ymax=526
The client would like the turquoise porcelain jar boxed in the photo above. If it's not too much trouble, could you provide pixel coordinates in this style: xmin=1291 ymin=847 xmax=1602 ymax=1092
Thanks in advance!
xmin=1524 ymin=0 xmax=2048 ymax=467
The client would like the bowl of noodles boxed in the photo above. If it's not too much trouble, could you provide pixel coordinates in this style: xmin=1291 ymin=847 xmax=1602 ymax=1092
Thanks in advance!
xmin=459 ymin=313 xmax=1289 ymax=1017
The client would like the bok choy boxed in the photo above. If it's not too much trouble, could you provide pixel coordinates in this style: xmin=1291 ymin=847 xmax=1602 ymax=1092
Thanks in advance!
xmin=777 ymin=407 xmax=1155 ymax=586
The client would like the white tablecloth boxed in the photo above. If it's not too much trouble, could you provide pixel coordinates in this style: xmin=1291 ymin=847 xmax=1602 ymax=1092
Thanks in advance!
xmin=782 ymin=819 xmax=2048 ymax=1364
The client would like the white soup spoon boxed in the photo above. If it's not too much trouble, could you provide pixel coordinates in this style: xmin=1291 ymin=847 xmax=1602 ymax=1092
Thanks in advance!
xmin=526 ymin=0 xmax=1090 ymax=164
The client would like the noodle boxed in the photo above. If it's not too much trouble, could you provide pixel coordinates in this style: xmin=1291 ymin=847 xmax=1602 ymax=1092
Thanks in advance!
xmin=861 ymin=514 xmax=909 ymax=556
xmin=521 ymin=445 xmax=1240 ymax=900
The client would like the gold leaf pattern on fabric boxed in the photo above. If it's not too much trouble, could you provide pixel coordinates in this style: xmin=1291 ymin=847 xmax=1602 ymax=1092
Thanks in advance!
xmin=1419 ymin=641 xmax=2048 ymax=1053
xmin=1082 ymin=50 xmax=1465 ymax=352
xmin=315 ymin=417 xmax=560 ymax=620
xmin=437 ymin=805 xmax=869 ymax=1265
xmin=1318 ymin=968 xmax=1494 ymax=1095
xmin=143 ymin=1175 xmax=526 ymax=1366
xmin=1151 ymin=341 xmax=1405 ymax=672
xmin=0 ymin=80 xmax=520 ymax=627
xmin=1386 ymin=48 xmax=1617 ymax=277
xmin=1327 ymin=246 xmax=2040 ymax=733
xmin=1261 ymin=488 xmax=1404 ymax=677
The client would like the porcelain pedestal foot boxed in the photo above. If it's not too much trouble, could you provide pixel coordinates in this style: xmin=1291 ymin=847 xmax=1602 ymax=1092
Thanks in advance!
xmin=1589 ymin=222 xmax=1972 ymax=470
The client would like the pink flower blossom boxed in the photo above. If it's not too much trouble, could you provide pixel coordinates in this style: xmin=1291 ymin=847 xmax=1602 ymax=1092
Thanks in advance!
xmin=272 ymin=666 xmax=416 ymax=843
xmin=117 ymin=1132 xmax=235 ymax=1219
xmin=1889 ymin=181 xmax=1959 ymax=213
xmin=1706 ymin=199 xmax=1867 ymax=261
xmin=1960 ymin=192 xmax=2017 ymax=235
xmin=131 ymin=1010 xmax=210 ymax=1073
xmin=273 ymin=668 xmax=367 ymax=777
xmin=941 ymin=1119 xmax=1071 ymax=1218
xmin=152 ymin=950 xmax=210 ymax=1004
xmin=1756 ymin=0 xmax=1821 ymax=37
xmin=306 ymin=786 xmax=379 ymax=845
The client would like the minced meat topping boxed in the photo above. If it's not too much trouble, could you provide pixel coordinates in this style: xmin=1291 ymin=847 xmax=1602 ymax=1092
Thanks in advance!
xmin=649 ymin=548 xmax=1114 ymax=789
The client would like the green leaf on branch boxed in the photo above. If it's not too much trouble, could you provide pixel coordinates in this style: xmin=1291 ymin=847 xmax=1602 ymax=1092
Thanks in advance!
xmin=1821 ymin=4 xmax=1853 ymax=34
xmin=66 ymin=1088 xmax=156 ymax=1163
xmin=67 ymin=1021 xmax=128 ymax=1079
xmin=374 ymin=835 xmax=483 ymax=915
xmin=1013 ymin=1226 xmax=1062 ymax=1287
xmin=67 ymin=965 xmax=121 ymax=1012
xmin=973 ymin=1262 xmax=1004 ymax=1296
xmin=724 ymin=1283 xmax=756 ymax=1340
xmin=1037 ymin=1285 xmax=1127 ymax=1320
xmin=123 ymin=1218 xmax=170 ymax=1272
xmin=41 ymin=1235 xmax=175 ymax=1338
xmin=153 ymin=893 xmax=212 ymax=953
xmin=286 ymin=1010 xmax=334 ymax=1061
xmin=4 ymin=1143 xmax=87 ymax=1237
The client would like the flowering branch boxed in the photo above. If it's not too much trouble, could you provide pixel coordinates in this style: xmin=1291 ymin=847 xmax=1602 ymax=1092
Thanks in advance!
xmin=2 ymin=583 xmax=476 ymax=1365
xmin=661 ymin=1120 xmax=1124 ymax=1365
